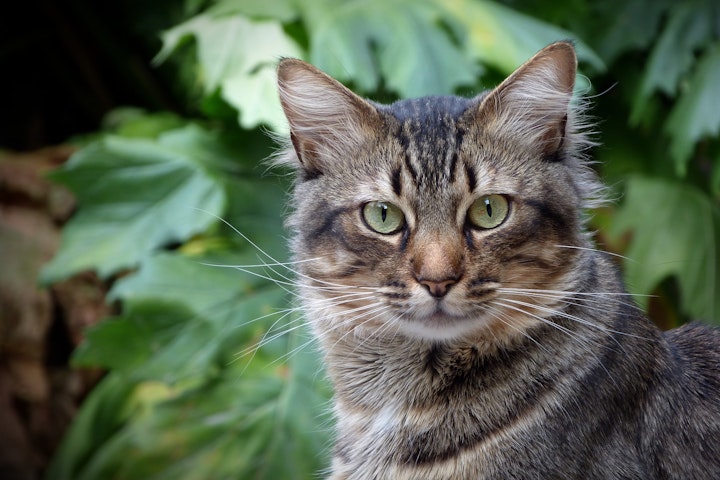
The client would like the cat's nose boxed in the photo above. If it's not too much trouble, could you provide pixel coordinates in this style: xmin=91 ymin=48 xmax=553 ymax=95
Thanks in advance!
xmin=412 ymin=234 xmax=464 ymax=298
xmin=418 ymin=278 xmax=458 ymax=298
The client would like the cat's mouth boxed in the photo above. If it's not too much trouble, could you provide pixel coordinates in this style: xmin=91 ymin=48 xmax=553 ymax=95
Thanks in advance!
xmin=398 ymin=302 xmax=487 ymax=340
xmin=423 ymin=311 xmax=466 ymax=326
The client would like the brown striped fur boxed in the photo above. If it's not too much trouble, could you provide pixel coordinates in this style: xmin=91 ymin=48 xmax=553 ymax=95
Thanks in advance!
xmin=276 ymin=42 xmax=720 ymax=479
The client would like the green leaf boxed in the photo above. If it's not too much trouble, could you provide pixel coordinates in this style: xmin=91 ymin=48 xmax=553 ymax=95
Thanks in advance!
xmin=206 ymin=0 xmax=298 ymax=22
xmin=44 ymin=374 xmax=137 ymax=480
xmin=155 ymin=13 xmax=303 ymax=131
xmin=631 ymin=2 xmax=716 ymax=125
xmin=443 ymin=0 xmax=604 ymax=75
xmin=52 ymin=320 xmax=330 ymax=480
xmin=75 ymin=250 xmax=288 ymax=380
xmin=611 ymin=177 xmax=720 ymax=322
xmin=40 ymin=125 xmax=227 ymax=283
xmin=100 ymin=108 xmax=187 ymax=139
xmin=593 ymin=0 xmax=672 ymax=63
xmin=305 ymin=0 xmax=479 ymax=97
xmin=664 ymin=41 xmax=720 ymax=175
xmin=712 ymin=149 xmax=720 ymax=197
xmin=73 ymin=302 xmax=200 ymax=373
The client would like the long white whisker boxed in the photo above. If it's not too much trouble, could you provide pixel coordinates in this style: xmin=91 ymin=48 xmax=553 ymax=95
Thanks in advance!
xmin=203 ymin=257 xmax=325 ymax=270
xmin=237 ymin=291 xmax=384 ymax=358
xmin=500 ymin=297 xmax=614 ymax=335
xmin=554 ymin=244 xmax=634 ymax=262
xmin=193 ymin=208 xmax=288 ymax=265
xmin=482 ymin=303 xmax=549 ymax=354
xmin=499 ymin=286 xmax=647 ymax=298
xmin=324 ymin=303 xmax=395 ymax=352
xmin=194 ymin=209 xmax=376 ymax=291
xmin=497 ymin=287 xmax=648 ymax=319
xmin=492 ymin=300 xmax=606 ymax=356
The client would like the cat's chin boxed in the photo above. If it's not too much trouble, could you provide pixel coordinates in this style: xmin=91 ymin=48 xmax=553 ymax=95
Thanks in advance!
xmin=397 ymin=312 xmax=493 ymax=342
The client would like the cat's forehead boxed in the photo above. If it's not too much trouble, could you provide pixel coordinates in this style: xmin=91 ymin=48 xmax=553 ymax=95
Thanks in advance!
xmin=374 ymin=95 xmax=482 ymax=194
xmin=383 ymin=95 xmax=474 ymax=123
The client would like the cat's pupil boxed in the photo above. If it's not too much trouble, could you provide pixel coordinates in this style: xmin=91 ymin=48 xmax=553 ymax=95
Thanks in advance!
xmin=381 ymin=205 xmax=388 ymax=222
xmin=485 ymin=198 xmax=493 ymax=217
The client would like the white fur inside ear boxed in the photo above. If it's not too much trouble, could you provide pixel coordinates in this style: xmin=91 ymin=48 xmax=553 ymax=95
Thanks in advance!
xmin=276 ymin=59 xmax=377 ymax=171
xmin=481 ymin=43 xmax=577 ymax=149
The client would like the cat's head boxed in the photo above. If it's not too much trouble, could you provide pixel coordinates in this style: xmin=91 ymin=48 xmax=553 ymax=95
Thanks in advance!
xmin=277 ymin=42 xmax=604 ymax=344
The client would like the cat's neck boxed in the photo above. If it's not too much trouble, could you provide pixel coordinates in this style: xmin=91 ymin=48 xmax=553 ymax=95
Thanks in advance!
xmin=322 ymin=315 xmax=576 ymax=410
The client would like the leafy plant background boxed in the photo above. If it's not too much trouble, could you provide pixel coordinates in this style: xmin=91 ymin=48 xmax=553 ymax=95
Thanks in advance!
xmin=3 ymin=0 xmax=720 ymax=478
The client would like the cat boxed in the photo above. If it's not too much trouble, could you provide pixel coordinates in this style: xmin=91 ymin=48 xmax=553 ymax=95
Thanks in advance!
xmin=275 ymin=41 xmax=720 ymax=479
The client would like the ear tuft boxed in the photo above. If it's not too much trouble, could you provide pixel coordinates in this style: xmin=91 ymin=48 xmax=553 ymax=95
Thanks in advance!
xmin=276 ymin=59 xmax=379 ymax=175
xmin=474 ymin=41 xmax=578 ymax=156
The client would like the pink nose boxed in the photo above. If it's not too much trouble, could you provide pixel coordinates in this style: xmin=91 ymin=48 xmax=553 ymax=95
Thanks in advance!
xmin=418 ymin=278 xmax=458 ymax=298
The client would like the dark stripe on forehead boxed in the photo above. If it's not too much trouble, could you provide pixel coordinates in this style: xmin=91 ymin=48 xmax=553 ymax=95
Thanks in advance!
xmin=403 ymin=152 xmax=419 ymax=183
xmin=395 ymin=129 xmax=419 ymax=183
xmin=465 ymin=163 xmax=477 ymax=192
xmin=448 ymin=152 xmax=459 ymax=183
xmin=448 ymin=126 xmax=466 ymax=183
xmin=391 ymin=165 xmax=402 ymax=196
xmin=396 ymin=128 xmax=410 ymax=150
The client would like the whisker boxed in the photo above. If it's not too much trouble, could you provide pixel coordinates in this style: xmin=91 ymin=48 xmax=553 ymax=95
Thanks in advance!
xmin=500 ymin=297 xmax=614 ymax=336
xmin=497 ymin=287 xmax=650 ymax=320
xmin=193 ymin=208 xmax=288 ymax=265
xmin=236 ymin=316 xmax=307 ymax=371
xmin=492 ymin=300 xmax=608 ymax=363
xmin=194 ymin=209 xmax=377 ymax=292
xmin=236 ymin=291 xmax=383 ymax=356
xmin=554 ymin=244 xmax=634 ymax=262
xmin=492 ymin=300 xmax=580 ymax=339
xmin=325 ymin=303 xmax=396 ymax=352
xmin=481 ymin=303 xmax=550 ymax=354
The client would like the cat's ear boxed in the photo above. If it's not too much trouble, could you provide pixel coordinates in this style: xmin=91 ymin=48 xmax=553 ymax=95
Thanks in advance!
xmin=277 ymin=58 xmax=380 ymax=176
xmin=471 ymin=41 xmax=577 ymax=157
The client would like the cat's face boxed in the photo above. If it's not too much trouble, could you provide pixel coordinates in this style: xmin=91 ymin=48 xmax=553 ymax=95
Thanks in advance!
xmin=278 ymin=42 xmax=602 ymax=343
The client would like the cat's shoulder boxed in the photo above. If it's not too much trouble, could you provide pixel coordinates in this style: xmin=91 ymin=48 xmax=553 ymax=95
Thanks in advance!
xmin=665 ymin=321 xmax=720 ymax=353
xmin=663 ymin=322 xmax=720 ymax=395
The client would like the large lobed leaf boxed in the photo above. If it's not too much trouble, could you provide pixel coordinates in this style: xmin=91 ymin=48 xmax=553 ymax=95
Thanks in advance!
xmin=49 ymin=210 xmax=332 ymax=478
xmin=611 ymin=177 xmax=720 ymax=323
xmin=156 ymin=0 xmax=604 ymax=132
xmin=632 ymin=2 xmax=714 ymax=106
xmin=664 ymin=41 xmax=720 ymax=174
xmin=304 ymin=0 xmax=479 ymax=97
xmin=155 ymin=12 xmax=303 ymax=132
xmin=592 ymin=0 xmax=673 ymax=64
xmin=628 ymin=2 xmax=720 ymax=174
xmin=40 ymin=125 xmax=231 ymax=283
xmin=442 ymin=0 xmax=604 ymax=76
xmin=47 ymin=326 xmax=330 ymax=480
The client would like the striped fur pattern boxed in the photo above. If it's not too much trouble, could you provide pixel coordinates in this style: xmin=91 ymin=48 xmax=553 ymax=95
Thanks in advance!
xmin=276 ymin=42 xmax=720 ymax=479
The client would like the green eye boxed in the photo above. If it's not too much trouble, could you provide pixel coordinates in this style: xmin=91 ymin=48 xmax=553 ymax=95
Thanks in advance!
xmin=362 ymin=201 xmax=405 ymax=234
xmin=468 ymin=194 xmax=509 ymax=229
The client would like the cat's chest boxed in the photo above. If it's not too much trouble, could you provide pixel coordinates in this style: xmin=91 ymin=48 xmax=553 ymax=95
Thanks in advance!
xmin=331 ymin=393 xmax=550 ymax=480
xmin=326 ymin=336 xmax=585 ymax=477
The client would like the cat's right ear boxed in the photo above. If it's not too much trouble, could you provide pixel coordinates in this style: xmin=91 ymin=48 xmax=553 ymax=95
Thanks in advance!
xmin=277 ymin=59 xmax=380 ymax=177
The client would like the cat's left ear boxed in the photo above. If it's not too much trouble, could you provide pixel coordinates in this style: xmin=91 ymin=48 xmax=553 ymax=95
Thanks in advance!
xmin=277 ymin=58 xmax=381 ymax=176
xmin=469 ymin=41 xmax=577 ymax=157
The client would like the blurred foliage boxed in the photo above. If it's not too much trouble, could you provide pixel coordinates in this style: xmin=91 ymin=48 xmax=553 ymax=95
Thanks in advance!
xmin=30 ymin=0 xmax=720 ymax=478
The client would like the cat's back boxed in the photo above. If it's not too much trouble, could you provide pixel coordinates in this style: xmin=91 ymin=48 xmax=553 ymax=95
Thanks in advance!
xmin=639 ymin=323 xmax=720 ymax=478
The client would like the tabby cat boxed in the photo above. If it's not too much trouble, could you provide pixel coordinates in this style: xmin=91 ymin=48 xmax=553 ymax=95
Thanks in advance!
xmin=275 ymin=42 xmax=720 ymax=479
